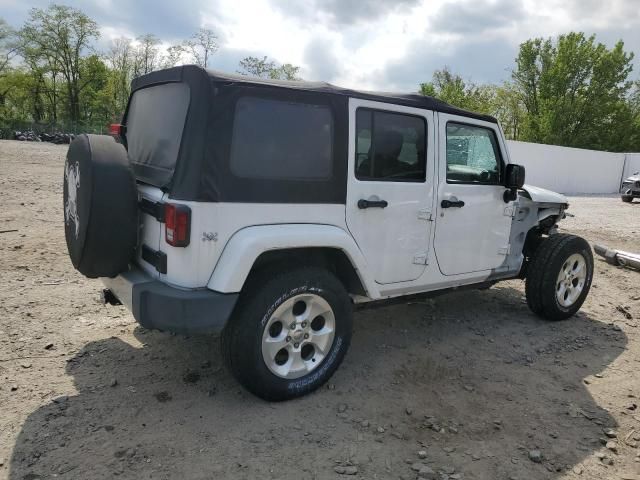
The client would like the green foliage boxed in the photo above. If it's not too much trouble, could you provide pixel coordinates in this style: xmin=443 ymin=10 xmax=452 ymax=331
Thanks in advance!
xmin=420 ymin=67 xmax=495 ymax=113
xmin=2 ymin=5 xmax=638 ymax=152
xmin=1 ymin=6 xmax=303 ymax=134
xmin=512 ymin=32 xmax=636 ymax=151
xmin=421 ymin=34 xmax=640 ymax=151
xmin=420 ymin=68 xmax=526 ymax=140
xmin=237 ymin=56 xmax=301 ymax=80
xmin=0 ymin=18 xmax=17 ymax=78
xmin=20 ymin=4 xmax=100 ymax=123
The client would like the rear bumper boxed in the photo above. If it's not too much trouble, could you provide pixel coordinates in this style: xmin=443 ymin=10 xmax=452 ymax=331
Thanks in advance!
xmin=102 ymin=266 xmax=238 ymax=334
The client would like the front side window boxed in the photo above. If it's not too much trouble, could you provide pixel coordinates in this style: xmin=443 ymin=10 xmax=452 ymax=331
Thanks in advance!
xmin=230 ymin=97 xmax=333 ymax=180
xmin=446 ymin=123 xmax=502 ymax=184
xmin=355 ymin=108 xmax=426 ymax=182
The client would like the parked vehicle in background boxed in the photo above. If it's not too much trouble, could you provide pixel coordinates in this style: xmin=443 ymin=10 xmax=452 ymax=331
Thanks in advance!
xmin=621 ymin=172 xmax=640 ymax=203
xmin=62 ymin=65 xmax=594 ymax=401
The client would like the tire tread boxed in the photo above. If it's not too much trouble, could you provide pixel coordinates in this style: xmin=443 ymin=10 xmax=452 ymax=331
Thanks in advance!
xmin=222 ymin=266 xmax=352 ymax=401
xmin=525 ymin=233 xmax=593 ymax=321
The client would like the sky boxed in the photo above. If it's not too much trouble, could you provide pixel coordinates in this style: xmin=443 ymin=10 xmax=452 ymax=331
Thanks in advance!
xmin=1 ymin=0 xmax=640 ymax=92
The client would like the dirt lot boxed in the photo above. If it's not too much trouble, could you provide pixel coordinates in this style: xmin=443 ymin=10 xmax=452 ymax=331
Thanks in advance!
xmin=1 ymin=140 xmax=639 ymax=480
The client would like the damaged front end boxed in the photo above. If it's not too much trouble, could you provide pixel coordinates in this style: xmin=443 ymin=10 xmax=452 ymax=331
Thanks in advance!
xmin=620 ymin=172 xmax=640 ymax=201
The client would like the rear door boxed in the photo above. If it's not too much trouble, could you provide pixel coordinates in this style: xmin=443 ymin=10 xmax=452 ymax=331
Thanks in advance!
xmin=434 ymin=114 xmax=513 ymax=275
xmin=345 ymin=99 xmax=435 ymax=284
xmin=123 ymin=82 xmax=191 ymax=278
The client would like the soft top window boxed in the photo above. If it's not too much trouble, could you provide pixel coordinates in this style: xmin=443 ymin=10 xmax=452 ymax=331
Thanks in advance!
xmin=126 ymin=82 xmax=190 ymax=187
xmin=230 ymin=96 xmax=333 ymax=180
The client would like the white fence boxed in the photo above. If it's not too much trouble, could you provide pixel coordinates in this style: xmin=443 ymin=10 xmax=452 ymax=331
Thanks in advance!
xmin=505 ymin=140 xmax=636 ymax=195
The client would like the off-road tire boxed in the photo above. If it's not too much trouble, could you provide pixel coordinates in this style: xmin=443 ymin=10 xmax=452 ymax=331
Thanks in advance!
xmin=621 ymin=195 xmax=633 ymax=203
xmin=63 ymin=134 xmax=137 ymax=278
xmin=222 ymin=266 xmax=353 ymax=401
xmin=525 ymin=234 xmax=593 ymax=321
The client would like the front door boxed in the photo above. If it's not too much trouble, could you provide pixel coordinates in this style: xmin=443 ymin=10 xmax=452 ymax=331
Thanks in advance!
xmin=346 ymin=99 xmax=435 ymax=284
xmin=434 ymin=114 xmax=514 ymax=275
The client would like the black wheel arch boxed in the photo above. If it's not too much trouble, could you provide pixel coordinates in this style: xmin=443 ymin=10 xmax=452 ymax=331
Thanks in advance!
xmin=244 ymin=247 xmax=367 ymax=297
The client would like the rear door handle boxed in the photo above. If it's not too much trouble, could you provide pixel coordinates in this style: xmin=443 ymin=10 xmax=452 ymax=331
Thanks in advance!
xmin=358 ymin=198 xmax=388 ymax=209
xmin=441 ymin=199 xmax=465 ymax=208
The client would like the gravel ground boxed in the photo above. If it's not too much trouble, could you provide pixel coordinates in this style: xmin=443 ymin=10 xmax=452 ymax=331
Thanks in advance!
xmin=1 ymin=140 xmax=639 ymax=480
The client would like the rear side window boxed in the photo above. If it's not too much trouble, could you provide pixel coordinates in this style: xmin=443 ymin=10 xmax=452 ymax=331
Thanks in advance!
xmin=355 ymin=108 xmax=426 ymax=182
xmin=230 ymin=97 xmax=333 ymax=180
xmin=126 ymin=82 xmax=190 ymax=186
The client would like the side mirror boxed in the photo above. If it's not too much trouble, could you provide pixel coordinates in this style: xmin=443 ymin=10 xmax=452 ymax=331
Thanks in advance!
xmin=505 ymin=164 xmax=526 ymax=189
xmin=504 ymin=164 xmax=525 ymax=203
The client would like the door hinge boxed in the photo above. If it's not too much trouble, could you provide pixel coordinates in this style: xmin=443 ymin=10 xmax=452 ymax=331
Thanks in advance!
xmin=413 ymin=253 xmax=428 ymax=265
xmin=498 ymin=245 xmax=511 ymax=255
xmin=418 ymin=209 xmax=433 ymax=221
xmin=142 ymin=244 xmax=168 ymax=273
xmin=139 ymin=198 xmax=165 ymax=222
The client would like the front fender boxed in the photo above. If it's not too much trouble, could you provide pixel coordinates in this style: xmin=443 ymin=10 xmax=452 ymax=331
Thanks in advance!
xmin=207 ymin=224 xmax=379 ymax=297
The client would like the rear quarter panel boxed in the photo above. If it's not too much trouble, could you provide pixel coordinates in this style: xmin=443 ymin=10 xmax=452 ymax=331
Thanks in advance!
xmin=159 ymin=202 xmax=349 ymax=289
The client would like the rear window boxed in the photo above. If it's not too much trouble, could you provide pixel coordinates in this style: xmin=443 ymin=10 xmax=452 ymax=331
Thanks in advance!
xmin=125 ymin=82 xmax=190 ymax=186
xmin=230 ymin=97 xmax=333 ymax=180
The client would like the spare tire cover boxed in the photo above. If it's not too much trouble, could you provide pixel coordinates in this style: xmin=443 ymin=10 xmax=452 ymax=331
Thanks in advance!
xmin=63 ymin=134 xmax=138 ymax=278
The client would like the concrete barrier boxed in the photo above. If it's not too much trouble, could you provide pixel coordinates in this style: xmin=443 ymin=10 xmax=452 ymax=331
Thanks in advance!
xmin=506 ymin=140 xmax=629 ymax=194
xmin=623 ymin=153 xmax=640 ymax=180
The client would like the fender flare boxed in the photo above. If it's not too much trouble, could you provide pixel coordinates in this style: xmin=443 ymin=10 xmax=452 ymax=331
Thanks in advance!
xmin=207 ymin=224 xmax=379 ymax=297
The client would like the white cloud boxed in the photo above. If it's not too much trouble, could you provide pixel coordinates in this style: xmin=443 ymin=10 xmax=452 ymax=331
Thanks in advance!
xmin=2 ymin=0 xmax=639 ymax=91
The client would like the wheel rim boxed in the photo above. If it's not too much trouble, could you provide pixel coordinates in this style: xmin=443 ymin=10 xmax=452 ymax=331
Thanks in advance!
xmin=261 ymin=293 xmax=336 ymax=379
xmin=555 ymin=253 xmax=587 ymax=308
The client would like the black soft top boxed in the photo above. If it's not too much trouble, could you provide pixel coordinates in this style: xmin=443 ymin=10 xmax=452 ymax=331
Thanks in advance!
xmin=131 ymin=65 xmax=497 ymax=123
xmin=125 ymin=65 xmax=497 ymax=203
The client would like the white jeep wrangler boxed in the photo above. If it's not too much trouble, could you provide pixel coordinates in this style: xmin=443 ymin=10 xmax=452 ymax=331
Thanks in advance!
xmin=63 ymin=65 xmax=594 ymax=401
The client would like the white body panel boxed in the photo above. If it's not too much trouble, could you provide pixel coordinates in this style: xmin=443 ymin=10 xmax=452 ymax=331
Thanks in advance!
xmin=155 ymin=203 xmax=347 ymax=288
xmin=521 ymin=184 xmax=568 ymax=204
xmin=345 ymin=99 xmax=436 ymax=284
xmin=207 ymin=224 xmax=378 ymax=296
xmin=433 ymin=114 xmax=514 ymax=276
xmin=131 ymin=103 xmax=568 ymax=302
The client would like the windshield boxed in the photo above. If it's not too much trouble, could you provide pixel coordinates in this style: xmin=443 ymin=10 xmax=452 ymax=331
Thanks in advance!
xmin=125 ymin=82 xmax=190 ymax=188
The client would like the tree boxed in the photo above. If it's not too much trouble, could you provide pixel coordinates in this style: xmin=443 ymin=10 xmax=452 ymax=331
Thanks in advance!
xmin=20 ymin=4 xmax=100 ymax=123
xmin=163 ymin=44 xmax=185 ymax=69
xmin=184 ymin=28 xmax=217 ymax=68
xmin=237 ymin=56 xmax=301 ymax=80
xmin=133 ymin=34 xmax=160 ymax=77
xmin=420 ymin=67 xmax=495 ymax=113
xmin=79 ymin=54 xmax=109 ymax=123
xmin=512 ymin=32 xmax=635 ymax=151
xmin=0 ymin=69 xmax=39 ymax=125
xmin=0 ymin=18 xmax=17 ymax=79
xmin=490 ymin=83 xmax=526 ymax=141
xmin=105 ymin=37 xmax=133 ymax=116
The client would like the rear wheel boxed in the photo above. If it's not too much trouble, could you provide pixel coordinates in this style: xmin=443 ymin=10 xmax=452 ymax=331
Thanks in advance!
xmin=525 ymin=234 xmax=593 ymax=320
xmin=222 ymin=266 xmax=352 ymax=401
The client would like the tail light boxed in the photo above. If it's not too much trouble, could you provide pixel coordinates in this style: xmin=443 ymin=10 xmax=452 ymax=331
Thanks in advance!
xmin=164 ymin=203 xmax=191 ymax=247
xmin=109 ymin=123 xmax=122 ymax=137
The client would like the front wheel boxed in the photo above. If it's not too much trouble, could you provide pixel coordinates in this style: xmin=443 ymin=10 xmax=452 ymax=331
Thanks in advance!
xmin=525 ymin=234 xmax=594 ymax=321
xmin=222 ymin=266 xmax=352 ymax=401
xmin=621 ymin=195 xmax=633 ymax=203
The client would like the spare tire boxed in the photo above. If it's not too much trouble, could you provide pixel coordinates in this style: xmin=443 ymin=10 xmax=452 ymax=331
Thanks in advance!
xmin=63 ymin=134 xmax=138 ymax=278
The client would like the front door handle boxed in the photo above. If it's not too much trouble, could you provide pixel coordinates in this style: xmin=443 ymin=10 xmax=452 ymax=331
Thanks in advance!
xmin=358 ymin=198 xmax=388 ymax=209
xmin=441 ymin=199 xmax=465 ymax=208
